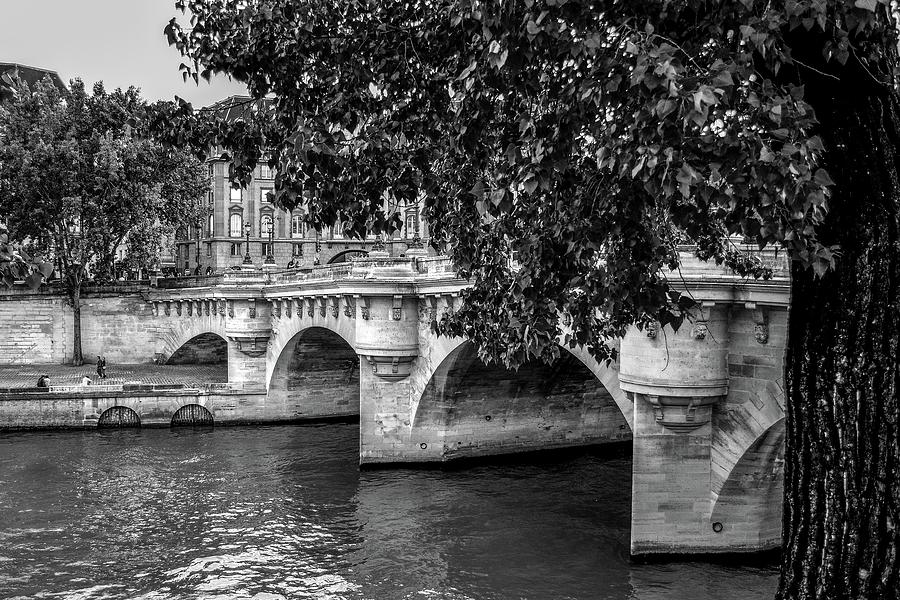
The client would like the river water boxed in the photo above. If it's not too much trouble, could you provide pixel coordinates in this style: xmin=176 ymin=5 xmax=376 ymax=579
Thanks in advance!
xmin=0 ymin=424 xmax=778 ymax=600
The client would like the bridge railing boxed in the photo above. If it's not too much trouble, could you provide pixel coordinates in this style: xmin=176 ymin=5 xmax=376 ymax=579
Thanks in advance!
xmin=272 ymin=264 xmax=355 ymax=284
xmin=674 ymin=244 xmax=791 ymax=280
xmin=48 ymin=384 xmax=125 ymax=394
xmin=414 ymin=256 xmax=456 ymax=276
xmin=157 ymin=275 xmax=224 ymax=289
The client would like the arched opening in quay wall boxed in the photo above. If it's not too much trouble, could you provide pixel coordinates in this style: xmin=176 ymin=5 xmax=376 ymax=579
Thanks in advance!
xmin=171 ymin=404 xmax=215 ymax=427
xmin=268 ymin=327 xmax=360 ymax=420
xmin=413 ymin=342 xmax=631 ymax=460
xmin=98 ymin=406 xmax=141 ymax=429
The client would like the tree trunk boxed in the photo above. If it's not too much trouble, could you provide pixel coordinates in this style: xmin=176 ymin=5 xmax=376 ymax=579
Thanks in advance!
xmin=70 ymin=282 xmax=83 ymax=366
xmin=778 ymin=77 xmax=900 ymax=599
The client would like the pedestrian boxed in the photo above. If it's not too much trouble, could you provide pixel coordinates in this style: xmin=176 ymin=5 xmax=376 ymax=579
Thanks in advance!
xmin=100 ymin=356 xmax=108 ymax=379
xmin=96 ymin=356 xmax=103 ymax=380
xmin=36 ymin=374 xmax=49 ymax=388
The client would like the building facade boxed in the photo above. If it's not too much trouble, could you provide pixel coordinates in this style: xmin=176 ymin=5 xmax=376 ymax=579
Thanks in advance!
xmin=173 ymin=96 xmax=429 ymax=274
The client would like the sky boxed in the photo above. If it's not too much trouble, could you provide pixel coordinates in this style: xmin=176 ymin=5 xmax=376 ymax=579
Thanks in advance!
xmin=0 ymin=0 xmax=247 ymax=107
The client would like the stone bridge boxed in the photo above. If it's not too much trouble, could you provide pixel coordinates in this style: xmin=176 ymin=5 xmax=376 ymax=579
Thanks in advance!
xmin=129 ymin=249 xmax=789 ymax=557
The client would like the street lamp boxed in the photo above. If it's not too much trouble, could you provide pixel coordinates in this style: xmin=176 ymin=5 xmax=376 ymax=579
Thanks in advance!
xmin=314 ymin=227 xmax=321 ymax=265
xmin=242 ymin=222 xmax=253 ymax=267
xmin=264 ymin=215 xmax=276 ymax=267
xmin=408 ymin=207 xmax=423 ymax=249
xmin=194 ymin=218 xmax=202 ymax=275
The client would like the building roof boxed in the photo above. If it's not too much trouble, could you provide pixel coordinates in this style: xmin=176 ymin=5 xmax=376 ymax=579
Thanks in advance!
xmin=202 ymin=94 xmax=273 ymax=124
xmin=0 ymin=62 xmax=67 ymax=102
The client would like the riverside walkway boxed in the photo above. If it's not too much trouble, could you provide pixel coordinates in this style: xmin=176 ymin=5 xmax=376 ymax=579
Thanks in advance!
xmin=0 ymin=363 xmax=226 ymax=389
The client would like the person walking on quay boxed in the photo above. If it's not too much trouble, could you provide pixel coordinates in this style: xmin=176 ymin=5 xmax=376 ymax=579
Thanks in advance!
xmin=96 ymin=356 xmax=108 ymax=380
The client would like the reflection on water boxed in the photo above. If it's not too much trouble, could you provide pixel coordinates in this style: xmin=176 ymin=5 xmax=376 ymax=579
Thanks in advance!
xmin=0 ymin=425 xmax=777 ymax=599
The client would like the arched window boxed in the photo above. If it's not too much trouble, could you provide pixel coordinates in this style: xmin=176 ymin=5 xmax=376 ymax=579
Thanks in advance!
xmin=291 ymin=214 xmax=304 ymax=238
xmin=405 ymin=211 xmax=417 ymax=239
xmin=207 ymin=213 xmax=214 ymax=237
xmin=260 ymin=214 xmax=273 ymax=237
xmin=229 ymin=213 xmax=243 ymax=238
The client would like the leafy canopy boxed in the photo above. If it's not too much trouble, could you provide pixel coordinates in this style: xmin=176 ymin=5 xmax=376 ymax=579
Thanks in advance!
xmin=160 ymin=0 xmax=898 ymax=366
xmin=0 ymin=78 xmax=208 ymax=290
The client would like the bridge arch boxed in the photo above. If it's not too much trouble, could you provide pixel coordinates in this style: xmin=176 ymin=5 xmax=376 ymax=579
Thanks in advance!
xmin=267 ymin=326 xmax=360 ymax=420
xmin=265 ymin=315 xmax=356 ymax=388
xmin=165 ymin=332 xmax=228 ymax=365
xmin=328 ymin=249 xmax=368 ymax=264
xmin=410 ymin=340 xmax=631 ymax=459
xmin=157 ymin=319 xmax=229 ymax=365
xmin=711 ymin=418 xmax=785 ymax=542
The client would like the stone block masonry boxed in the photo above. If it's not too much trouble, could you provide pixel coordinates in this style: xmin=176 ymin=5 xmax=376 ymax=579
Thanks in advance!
xmin=0 ymin=296 xmax=69 ymax=363
xmin=0 ymin=285 xmax=163 ymax=365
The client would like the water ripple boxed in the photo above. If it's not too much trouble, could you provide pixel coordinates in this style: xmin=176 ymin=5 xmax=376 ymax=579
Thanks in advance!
xmin=0 ymin=425 xmax=777 ymax=599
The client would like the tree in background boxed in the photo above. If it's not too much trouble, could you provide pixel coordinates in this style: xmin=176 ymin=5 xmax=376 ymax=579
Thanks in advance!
xmin=162 ymin=1 xmax=899 ymax=596
xmin=0 ymin=223 xmax=52 ymax=288
xmin=0 ymin=78 xmax=207 ymax=365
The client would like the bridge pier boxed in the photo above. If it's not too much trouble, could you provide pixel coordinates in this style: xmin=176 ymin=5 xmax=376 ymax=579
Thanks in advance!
xmin=225 ymin=298 xmax=271 ymax=390
xmin=621 ymin=303 xmax=784 ymax=556
xmin=354 ymin=295 xmax=432 ymax=463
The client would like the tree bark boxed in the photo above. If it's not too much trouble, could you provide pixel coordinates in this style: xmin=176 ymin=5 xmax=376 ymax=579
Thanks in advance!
xmin=70 ymin=281 xmax=83 ymax=366
xmin=778 ymin=75 xmax=900 ymax=599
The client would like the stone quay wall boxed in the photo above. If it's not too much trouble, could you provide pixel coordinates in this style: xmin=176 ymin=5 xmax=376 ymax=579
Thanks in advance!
xmin=0 ymin=386 xmax=359 ymax=430
xmin=0 ymin=284 xmax=161 ymax=365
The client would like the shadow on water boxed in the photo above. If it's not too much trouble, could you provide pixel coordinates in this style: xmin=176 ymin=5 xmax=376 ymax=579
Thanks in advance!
xmin=0 ymin=422 xmax=778 ymax=600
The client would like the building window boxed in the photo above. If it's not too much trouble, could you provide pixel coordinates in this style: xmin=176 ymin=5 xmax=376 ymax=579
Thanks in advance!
xmin=208 ymin=164 xmax=213 ymax=178
xmin=260 ymin=214 xmax=273 ymax=237
xmin=229 ymin=213 xmax=243 ymax=237
xmin=260 ymin=188 xmax=273 ymax=203
xmin=230 ymin=186 xmax=243 ymax=202
xmin=207 ymin=214 xmax=214 ymax=237
xmin=291 ymin=214 xmax=304 ymax=238
xmin=292 ymin=243 xmax=303 ymax=256
xmin=206 ymin=242 xmax=212 ymax=257
xmin=405 ymin=212 xmax=417 ymax=238
xmin=230 ymin=243 xmax=242 ymax=256
xmin=259 ymin=164 xmax=274 ymax=179
xmin=261 ymin=242 xmax=272 ymax=256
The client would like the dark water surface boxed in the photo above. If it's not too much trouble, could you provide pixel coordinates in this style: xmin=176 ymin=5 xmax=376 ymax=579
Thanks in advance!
xmin=0 ymin=424 xmax=777 ymax=599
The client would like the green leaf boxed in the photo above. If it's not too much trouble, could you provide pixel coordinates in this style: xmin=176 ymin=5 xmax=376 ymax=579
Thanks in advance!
xmin=814 ymin=168 xmax=835 ymax=187
xmin=24 ymin=272 xmax=43 ymax=290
